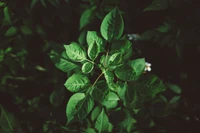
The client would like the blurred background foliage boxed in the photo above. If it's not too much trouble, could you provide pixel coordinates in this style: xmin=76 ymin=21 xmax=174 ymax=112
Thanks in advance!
xmin=0 ymin=0 xmax=200 ymax=132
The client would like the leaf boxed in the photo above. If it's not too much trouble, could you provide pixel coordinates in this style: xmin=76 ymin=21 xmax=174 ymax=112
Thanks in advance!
xmin=166 ymin=83 xmax=181 ymax=94
xmin=0 ymin=50 xmax=4 ymax=63
xmin=50 ymin=87 xmax=65 ymax=107
xmin=86 ymin=31 xmax=105 ymax=48
xmin=85 ymin=128 xmax=96 ymax=133
xmin=40 ymin=0 xmax=47 ymax=8
xmin=91 ymin=81 xmax=109 ymax=103
xmin=82 ymin=62 xmax=94 ymax=74
xmin=169 ymin=96 xmax=181 ymax=104
xmin=0 ymin=2 xmax=6 ymax=7
xmin=138 ymin=30 xmax=156 ymax=41
xmin=131 ymin=74 xmax=166 ymax=96
xmin=49 ymin=50 xmax=78 ymax=72
xmin=88 ymin=42 xmax=99 ymax=60
xmin=100 ymin=7 xmax=124 ymax=42
xmin=128 ymin=58 xmax=146 ymax=76
xmin=102 ymin=92 xmax=119 ymax=109
xmin=3 ymin=6 xmax=12 ymax=25
xmin=64 ymin=42 xmax=87 ymax=62
xmin=95 ymin=108 xmax=109 ymax=132
xmin=30 ymin=0 xmax=39 ymax=9
xmin=144 ymin=0 xmax=168 ymax=11
xmin=0 ymin=105 xmax=14 ymax=132
xmin=108 ymin=52 xmax=122 ymax=66
xmin=80 ymin=6 xmax=96 ymax=30
xmin=64 ymin=73 xmax=90 ymax=93
xmin=20 ymin=25 xmax=33 ymax=35
xmin=91 ymin=106 xmax=102 ymax=122
xmin=66 ymin=93 xmax=94 ymax=124
xmin=104 ymin=70 xmax=117 ymax=91
xmin=114 ymin=65 xmax=137 ymax=81
xmin=5 ymin=27 xmax=17 ymax=36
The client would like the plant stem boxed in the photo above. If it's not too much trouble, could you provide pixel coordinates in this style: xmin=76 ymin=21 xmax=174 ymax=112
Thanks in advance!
xmin=92 ymin=72 xmax=104 ymax=87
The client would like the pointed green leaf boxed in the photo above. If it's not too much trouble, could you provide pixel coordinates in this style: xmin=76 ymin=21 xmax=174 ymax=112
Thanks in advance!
xmin=87 ymin=31 xmax=105 ymax=48
xmin=114 ymin=65 xmax=137 ymax=81
xmin=49 ymin=50 xmax=78 ymax=72
xmin=5 ymin=27 xmax=17 ymax=36
xmin=20 ymin=25 xmax=33 ymax=35
xmin=3 ymin=6 xmax=12 ymax=25
xmin=128 ymin=58 xmax=146 ymax=76
xmin=104 ymin=70 xmax=117 ymax=91
xmin=91 ymin=106 xmax=102 ymax=122
xmin=0 ymin=105 xmax=14 ymax=132
xmin=80 ymin=6 xmax=96 ymax=30
xmin=92 ymin=81 xmax=109 ymax=102
xmin=108 ymin=52 xmax=122 ymax=66
xmin=169 ymin=96 xmax=180 ymax=104
xmin=66 ymin=93 xmax=94 ymax=124
xmin=102 ymin=92 xmax=119 ymax=109
xmin=64 ymin=73 xmax=90 ymax=93
xmin=95 ymin=108 xmax=109 ymax=132
xmin=82 ymin=62 xmax=94 ymax=74
xmin=100 ymin=7 xmax=124 ymax=42
xmin=144 ymin=0 xmax=168 ymax=11
xmin=88 ymin=42 xmax=99 ymax=60
xmin=166 ymin=83 xmax=182 ymax=94
xmin=64 ymin=42 xmax=87 ymax=62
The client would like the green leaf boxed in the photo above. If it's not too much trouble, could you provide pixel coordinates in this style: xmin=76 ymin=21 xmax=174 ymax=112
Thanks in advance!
xmin=64 ymin=73 xmax=90 ymax=93
xmin=0 ymin=2 xmax=6 ymax=7
xmin=100 ymin=7 xmax=124 ymax=42
xmin=91 ymin=106 xmax=102 ymax=122
xmin=50 ymin=87 xmax=65 ymax=107
xmin=157 ymin=24 xmax=171 ymax=33
xmin=166 ymin=83 xmax=182 ymax=94
xmin=108 ymin=52 xmax=122 ymax=66
xmin=131 ymin=74 xmax=166 ymax=96
xmin=20 ymin=25 xmax=33 ymax=35
xmin=95 ymin=108 xmax=109 ymax=132
xmin=88 ymin=42 xmax=99 ymax=60
xmin=144 ymin=0 xmax=168 ymax=11
xmin=66 ymin=93 xmax=94 ymax=124
xmin=121 ymin=112 xmax=137 ymax=132
xmin=114 ymin=65 xmax=137 ymax=81
xmin=87 ymin=31 xmax=105 ymax=48
xmin=30 ymin=0 xmax=39 ymax=9
xmin=91 ymin=81 xmax=109 ymax=103
xmin=40 ymin=0 xmax=47 ymax=8
xmin=85 ymin=128 xmax=96 ymax=133
xmin=128 ymin=58 xmax=145 ymax=76
xmin=82 ymin=62 xmax=94 ymax=74
xmin=102 ymin=92 xmax=119 ymax=109
xmin=49 ymin=50 xmax=78 ymax=72
xmin=3 ymin=6 xmax=12 ymax=25
xmin=64 ymin=42 xmax=87 ymax=62
xmin=0 ymin=50 xmax=4 ymax=63
xmin=169 ymin=96 xmax=180 ymax=104
xmin=0 ymin=105 xmax=14 ymax=132
xmin=5 ymin=27 xmax=17 ymax=36
xmin=104 ymin=70 xmax=117 ymax=91
xmin=80 ymin=6 xmax=96 ymax=30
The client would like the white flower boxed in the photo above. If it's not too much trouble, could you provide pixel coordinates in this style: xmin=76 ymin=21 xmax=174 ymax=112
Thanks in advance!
xmin=145 ymin=62 xmax=151 ymax=72
xmin=127 ymin=33 xmax=140 ymax=41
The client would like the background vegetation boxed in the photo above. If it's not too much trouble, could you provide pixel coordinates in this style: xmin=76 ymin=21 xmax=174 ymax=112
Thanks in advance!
xmin=0 ymin=0 xmax=200 ymax=132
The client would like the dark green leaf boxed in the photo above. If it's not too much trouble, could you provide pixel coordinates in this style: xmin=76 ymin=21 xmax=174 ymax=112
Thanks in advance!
xmin=3 ymin=6 xmax=12 ymax=25
xmin=50 ymin=87 xmax=65 ymax=107
xmin=139 ymin=30 xmax=156 ymax=41
xmin=0 ymin=2 xmax=6 ymax=7
xmin=100 ymin=7 xmax=124 ymax=42
xmin=144 ymin=0 xmax=168 ymax=11
xmin=40 ymin=0 xmax=47 ymax=8
xmin=66 ymin=93 xmax=94 ymax=124
xmin=80 ymin=6 xmax=96 ymax=30
xmin=91 ymin=106 xmax=102 ymax=122
xmin=64 ymin=73 xmax=90 ymax=93
xmin=128 ymin=58 xmax=145 ymax=76
xmin=166 ymin=83 xmax=181 ymax=94
xmin=0 ymin=50 xmax=4 ymax=63
xmin=82 ymin=62 xmax=94 ymax=74
xmin=108 ymin=52 xmax=122 ymax=66
xmin=20 ymin=25 xmax=33 ymax=35
xmin=157 ymin=25 xmax=171 ymax=33
xmin=169 ymin=96 xmax=180 ymax=104
xmin=92 ymin=81 xmax=109 ymax=102
xmin=64 ymin=42 xmax=87 ymax=62
xmin=95 ymin=108 xmax=109 ymax=132
xmin=30 ymin=0 xmax=39 ymax=9
xmin=5 ymin=27 xmax=17 ymax=36
xmin=114 ymin=65 xmax=137 ymax=81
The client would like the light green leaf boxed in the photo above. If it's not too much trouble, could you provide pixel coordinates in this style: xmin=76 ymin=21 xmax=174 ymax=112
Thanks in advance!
xmin=5 ymin=27 xmax=17 ymax=36
xmin=66 ymin=93 xmax=94 ymax=124
xmin=95 ymin=108 xmax=109 ymax=132
xmin=100 ymin=55 xmax=110 ymax=68
xmin=91 ymin=106 xmax=102 ymax=122
xmin=82 ymin=62 xmax=94 ymax=74
xmin=3 ymin=6 xmax=12 ymax=25
xmin=144 ymin=0 xmax=168 ymax=11
xmin=64 ymin=42 xmax=87 ymax=62
xmin=100 ymin=7 xmax=124 ymax=42
xmin=50 ymin=87 xmax=65 ymax=107
xmin=86 ymin=31 xmax=105 ymax=48
xmin=166 ymin=83 xmax=182 ymax=94
xmin=85 ymin=128 xmax=96 ymax=133
xmin=20 ymin=25 xmax=33 ymax=35
xmin=132 ymin=74 xmax=166 ymax=96
xmin=80 ymin=6 xmax=96 ymax=30
xmin=91 ymin=81 xmax=109 ymax=103
xmin=102 ymin=92 xmax=119 ymax=109
xmin=108 ymin=52 xmax=122 ymax=66
xmin=64 ymin=73 xmax=90 ymax=93
xmin=88 ymin=42 xmax=99 ymax=60
xmin=0 ymin=105 xmax=14 ymax=132
xmin=114 ymin=65 xmax=137 ymax=81
xmin=49 ymin=50 xmax=78 ymax=72
xmin=128 ymin=58 xmax=145 ymax=76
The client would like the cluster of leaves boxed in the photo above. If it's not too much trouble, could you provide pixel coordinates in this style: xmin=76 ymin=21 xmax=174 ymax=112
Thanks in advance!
xmin=50 ymin=7 xmax=181 ymax=132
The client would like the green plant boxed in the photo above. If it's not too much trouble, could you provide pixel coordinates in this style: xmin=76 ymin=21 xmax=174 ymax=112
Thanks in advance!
xmin=50 ymin=7 xmax=175 ymax=132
